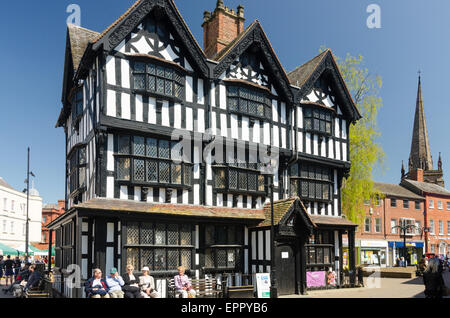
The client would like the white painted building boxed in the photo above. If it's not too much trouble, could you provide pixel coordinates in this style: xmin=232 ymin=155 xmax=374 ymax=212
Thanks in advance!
xmin=0 ymin=177 xmax=42 ymax=254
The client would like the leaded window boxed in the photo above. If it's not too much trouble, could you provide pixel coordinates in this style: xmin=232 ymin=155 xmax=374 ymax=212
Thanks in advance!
xmin=306 ymin=230 xmax=334 ymax=267
xmin=214 ymin=167 xmax=265 ymax=194
xmin=71 ymin=88 xmax=83 ymax=127
xmin=304 ymin=107 xmax=332 ymax=135
xmin=115 ymin=135 xmax=193 ymax=187
xmin=227 ymin=86 xmax=270 ymax=118
xmin=133 ymin=61 xmax=184 ymax=99
xmin=204 ymin=225 xmax=244 ymax=271
xmin=124 ymin=222 xmax=194 ymax=272
xmin=290 ymin=163 xmax=333 ymax=202
xmin=69 ymin=147 xmax=87 ymax=195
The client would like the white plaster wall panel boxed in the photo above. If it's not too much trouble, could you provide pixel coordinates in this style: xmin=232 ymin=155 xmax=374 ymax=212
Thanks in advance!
xmin=197 ymin=109 xmax=205 ymax=133
xmin=298 ymin=132 xmax=303 ymax=153
xmin=328 ymin=203 xmax=332 ymax=216
xmin=107 ymin=223 xmax=115 ymax=243
xmin=186 ymin=76 xmax=194 ymax=103
xmin=197 ymin=78 xmax=204 ymax=105
xmin=106 ymin=90 xmax=116 ymax=117
xmin=253 ymin=120 xmax=261 ymax=143
xmin=258 ymin=231 xmax=264 ymax=260
xmin=298 ymin=106 xmax=303 ymax=129
xmin=120 ymin=186 xmax=128 ymax=200
xmin=342 ymin=142 xmax=347 ymax=162
xmin=133 ymin=36 xmax=152 ymax=54
xmin=271 ymin=85 xmax=278 ymax=96
xmin=272 ymin=100 xmax=278 ymax=122
xmin=106 ymin=56 xmax=116 ymax=86
xmin=313 ymin=135 xmax=319 ymax=156
xmin=247 ymin=196 xmax=252 ymax=209
xmin=161 ymin=100 xmax=170 ymax=127
xmin=174 ymin=103 xmax=182 ymax=129
xmin=217 ymin=193 xmax=223 ymax=206
xmin=219 ymin=84 xmax=227 ymax=109
xmin=242 ymin=117 xmax=249 ymax=141
xmin=106 ymin=177 xmax=114 ymax=199
xmin=121 ymin=59 xmax=130 ymax=89
xmin=159 ymin=189 xmax=166 ymax=203
xmin=305 ymin=133 xmax=312 ymax=154
xmin=280 ymin=102 xmax=286 ymax=124
xmin=342 ymin=119 xmax=347 ymax=139
xmin=273 ymin=192 xmax=279 ymax=201
xmin=335 ymin=141 xmax=341 ymax=161
xmin=183 ymin=190 xmax=189 ymax=204
xmin=194 ymin=185 xmax=200 ymax=205
xmin=135 ymin=95 xmax=143 ymax=122
xmin=82 ymin=236 xmax=88 ymax=255
xmin=106 ymin=247 xmax=114 ymax=277
xmin=321 ymin=138 xmax=326 ymax=157
xmin=334 ymin=199 xmax=339 ymax=217
xmin=306 ymin=91 xmax=317 ymax=102
xmin=121 ymin=93 xmax=131 ymax=120
xmin=263 ymin=122 xmax=271 ymax=146
xmin=221 ymin=114 xmax=228 ymax=137
xmin=184 ymin=58 xmax=193 ymax=72
xmin=206 ymin=186 xmax=213 ymax=206
xmin=256 ymin=197 xmax=262 ymax=209
xmin=186 ymin=107 xmax=193 ymax=131
xmin=265 ymin=230 xmax=271 ymax=260
xmin=134 ymin=187 xmax=141 ymax=202
xmin=314 ymin=202 xmax=318 ymax=215
xmin=281 ymin=127 xmax=286 ymax=149
xmin=237 ymin=195 xmax=243 ymax=208
xmin=273 ymin=126 xmax=279 ymax=148
xmin=323 ymin=95 xmax=334 ymax=107
xmin=160 ymin=44 xmax=178 ymax=62
xmin=116 ymin=40 xmax=126 ymax=53
xmin=148 ymin=97 xmax=157 ymax=124
xmin=328 ymin=138 xmax=334 ymax=159
xmin=210 ymin=83 xmax=216 ymax=107
xmin=107 ymin=134 xmax=114 ymax=171
xmin=193 ymin=145 xmax=200 ymax=179
xmin=231 ymin=114 xmax=238 ymax=139
xmin=147 ymin=188 xmax=154 ymax=203
xmin=211 ymin=111 xmax=217 ymax=135
xmin=171 ymin=189 xmax=177 ymax=204
xmin=334 ymin=169 xmax=338 ymax=195
xmin=337 ymin=105 xmax=343 ymax=115
xmin=228 ymin=194 xmax=233 ymax=208
xmin=251 ymin=232 xmax=257 ymax=260
xmin=335 ymin=118 xmax=340 ymax=138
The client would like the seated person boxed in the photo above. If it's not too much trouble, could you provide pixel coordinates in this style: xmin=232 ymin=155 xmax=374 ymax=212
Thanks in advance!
xmin=174 ymin=266 xmax=196 ymax=298
xmin=106 ymin=267 xmax=125 ymax=298
xmin=24 ymin=265 xmax=42 ymax=293
xmin=122 ymin=265 xmax=142 ymax=298
xmin=85 ymin=269 xmax=110 ymax=298
xmin=4 ymin=263 xmax=30 ymax=296
xmin=139 ymin=267 xmax=160 ymax=298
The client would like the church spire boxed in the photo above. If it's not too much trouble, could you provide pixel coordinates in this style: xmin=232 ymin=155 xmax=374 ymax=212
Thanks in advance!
xmin=409 ymin=74 xmax=433 ymax=172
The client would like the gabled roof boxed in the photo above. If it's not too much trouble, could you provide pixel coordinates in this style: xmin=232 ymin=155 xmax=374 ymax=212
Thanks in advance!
xmin=373 ymin=182 xmax=424 ymax=200
xmin=0 ymin=177 xmax=14 ymax=190
xmin=211 ymin=20 xmax=294 ymax=102
xmin=288 ymin=49 xmax=362 ymax=122
xmin=258 ymin=197 xmax=315 ymax=229
xmin=67 ymin=24 xmax=100 ymax=71
xmin=401 ymin=179 xmax=450 ymax=197
xmin=91 ymin=0 xmax=208 ymax=76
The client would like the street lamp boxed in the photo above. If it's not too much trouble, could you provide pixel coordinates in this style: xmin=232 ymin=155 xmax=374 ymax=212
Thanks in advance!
xmin=24 ymin=147 xmax=35 ymax=260
xmin=261 ymin=156 xmax=278 ymax=299
xmin=391 ymin=224 xmax=422 ymax=267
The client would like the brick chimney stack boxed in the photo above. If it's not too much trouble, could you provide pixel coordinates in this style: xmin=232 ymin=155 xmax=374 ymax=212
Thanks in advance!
xmin=202 ymin=0 xmax=245 ymax=59
xmin=410 ymin=168 xmax=424 ymax=182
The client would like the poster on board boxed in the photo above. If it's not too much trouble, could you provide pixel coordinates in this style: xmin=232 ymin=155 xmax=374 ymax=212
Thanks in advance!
xmin=306 ymin=271 xmax=326 ymax=288
xmin=255 ymin=273 xmax=271 ymax=298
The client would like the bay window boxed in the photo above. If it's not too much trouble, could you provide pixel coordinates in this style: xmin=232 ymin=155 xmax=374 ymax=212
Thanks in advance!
xmin=227 ymin=85 xmax=271 ymax=119
xmin=290 ymin=163 xmax=333 ymax=202
xmin=204 ymin=225 xmax=244 ymax=271
xmin=214 ymin=161 xmax=265 ymax=195
xmin=304 ymin=107 xmax=332 ymax=135
xmin=116 ymin=135 xmax=192 ymax=187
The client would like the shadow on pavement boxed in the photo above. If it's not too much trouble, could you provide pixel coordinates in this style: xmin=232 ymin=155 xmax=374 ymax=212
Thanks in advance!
xmin=401 ymin=276 xmax=424 ymax=285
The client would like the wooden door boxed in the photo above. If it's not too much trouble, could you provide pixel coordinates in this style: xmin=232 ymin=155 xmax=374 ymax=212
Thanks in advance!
xmin=276 ymin=244 xmax=296 ymax=296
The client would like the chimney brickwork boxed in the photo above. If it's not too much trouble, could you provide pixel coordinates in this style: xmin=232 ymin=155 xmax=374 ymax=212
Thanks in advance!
xmin=202 ymin=0 xmax=245 ymax=59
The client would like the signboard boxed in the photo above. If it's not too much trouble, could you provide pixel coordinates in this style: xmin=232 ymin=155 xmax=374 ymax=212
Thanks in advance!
xmin=255 ymin=273 xmax=271 ymax=298
xmin=360 ymin=240 xmax=388 ymax=248
xmin=281 ymin=252 xmax=289 ymax=259
xmin=306 ymin=271 xmax=326 ymax=288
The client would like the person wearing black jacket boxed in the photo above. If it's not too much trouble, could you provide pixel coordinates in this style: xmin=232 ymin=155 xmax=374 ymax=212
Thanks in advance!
xmin=24 ymin=265 xmax=42 ymax=292
xmin=423 ymin=258 xmax=446 ymax=299
xmin=4 ymin=256 xmax=15 ymax=286
xmin=3 ymin=263 xmax=30 ymax=295
xmin=123 ymin=264 xmax=143 ymax=298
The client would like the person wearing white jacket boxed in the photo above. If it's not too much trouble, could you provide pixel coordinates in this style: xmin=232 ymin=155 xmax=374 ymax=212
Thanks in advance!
xmin=139 ymin=267 xmax=160 ymax=298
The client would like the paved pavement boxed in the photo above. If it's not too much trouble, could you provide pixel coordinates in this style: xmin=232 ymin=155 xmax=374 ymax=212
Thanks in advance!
xmin=0 ymin=277 xmax=15 ymax=299
xmin=281 ymin=270 xmax=450 ymax=298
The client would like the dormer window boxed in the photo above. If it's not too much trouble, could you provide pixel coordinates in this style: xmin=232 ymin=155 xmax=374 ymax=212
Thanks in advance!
xmin=227 ymin=85 xmax=271 ymax=119
xmin=304 ymin=107 xmax=332 ymax=135
xmin=132 ymin=61 xmax=184 ymax=99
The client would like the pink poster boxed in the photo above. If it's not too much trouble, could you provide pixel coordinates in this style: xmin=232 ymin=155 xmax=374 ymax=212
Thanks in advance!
xmin=306 ymin=271 xmax=326 ymax=287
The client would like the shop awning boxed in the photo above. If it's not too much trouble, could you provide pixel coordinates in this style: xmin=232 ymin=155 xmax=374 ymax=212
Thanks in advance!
xmin=0 ymin=242 xmax=20 ymax=256
xmin=388 ymin=242 xmax=424 ymax=248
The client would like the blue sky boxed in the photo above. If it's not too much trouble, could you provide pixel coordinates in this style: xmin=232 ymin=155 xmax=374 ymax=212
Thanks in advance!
xmin=0 ymin=0 xmax=449 ymax=204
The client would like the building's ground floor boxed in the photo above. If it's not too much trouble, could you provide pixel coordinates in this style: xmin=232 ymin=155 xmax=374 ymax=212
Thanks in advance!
xmin=47 ymin=198 xmax=358 ymax=298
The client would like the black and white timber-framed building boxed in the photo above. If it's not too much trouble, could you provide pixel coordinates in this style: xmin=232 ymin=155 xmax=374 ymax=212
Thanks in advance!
xmin=48 ymin=0 xmax=361 ymax=297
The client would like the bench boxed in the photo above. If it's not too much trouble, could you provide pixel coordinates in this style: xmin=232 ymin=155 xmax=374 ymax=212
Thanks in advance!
xmin=167 ymin=277 xmax=222 ymax=298
xmin=25 ymin=277 xmax=52 ymax=298
xmin=224 ymin=285 xmax=255 ymax=298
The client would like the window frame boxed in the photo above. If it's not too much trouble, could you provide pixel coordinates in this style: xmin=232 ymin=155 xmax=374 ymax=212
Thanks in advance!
xmin=390 ymin=198 xmax=397 ymax=208
xmin=115 ymin=135 xmax=193 ymax=189
xmin=364 ymin=217 xmax=372 ymax=233
xmin=403 ymin=199 xmax=409 ymax=209
xmin=213 ymin=166 xmax=266 ymax=196
xmin=68 ymin=146 xmax=87 ymax=197
xmin=303 ymin=106 xmax=334 ymax=136
xmin=415 ymin=200 xmax=421 ymax=210
xmin=71 ymin=87 xmax=84 ymax=130
xmin=226 ymin=84 xmax=272 ymax=120
xmin=429 ymin=200 xmax=434 ymax=209
xmin=290 ymin=163 xmax=333 ymax=203
xmin=375 ymin=218 xmax=382 ymax=233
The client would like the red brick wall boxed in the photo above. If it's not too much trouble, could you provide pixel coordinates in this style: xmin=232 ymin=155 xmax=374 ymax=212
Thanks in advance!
xmin=424 ymin=194 xmax=450 ymax=255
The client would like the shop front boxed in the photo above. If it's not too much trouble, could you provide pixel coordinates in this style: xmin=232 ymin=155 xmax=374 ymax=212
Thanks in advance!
xmin=359 ymin=240 xmax=388 ymax=267
xmin=388 ymin=241 xmax=424 ymax=266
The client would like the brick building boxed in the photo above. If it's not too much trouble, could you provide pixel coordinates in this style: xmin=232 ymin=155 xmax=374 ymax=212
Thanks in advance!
xmin=356 ymin=182 xmax=425 ymax=267
xmin=41 ymin=200 xmax=65 ymax=244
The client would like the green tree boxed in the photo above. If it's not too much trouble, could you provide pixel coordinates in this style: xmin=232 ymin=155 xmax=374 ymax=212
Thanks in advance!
xmin=323 ymin=49 xmax=385 ymax=224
